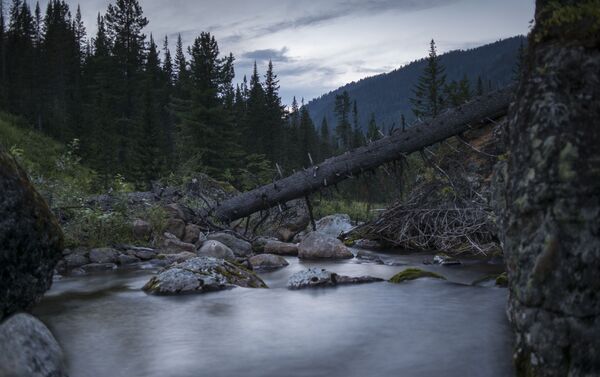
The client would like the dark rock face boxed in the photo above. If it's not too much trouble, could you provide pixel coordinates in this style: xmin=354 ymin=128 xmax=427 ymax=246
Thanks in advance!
xmin=206 ymin=232 xmax=252 ymax=257
xmin=0 ymin=313 xmax=68 ymax=377
xmin=495 ymin=7 xmax=600 ymax=376
xmin=0 ymin=147 xmax=63 ymax=320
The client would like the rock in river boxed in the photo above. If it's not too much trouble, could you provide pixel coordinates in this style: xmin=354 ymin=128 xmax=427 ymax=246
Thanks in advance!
xmin=264 ymin=240 xmax=299 ymax=256
xmin=248 ymin=254 xmax=289 ymax=270
xmin=0 ymin=313 xmax=68 ymax=377
xmin=197 ymin=240 xmax=236 ymax=261
xmin=89 ymin=247 xmax=119 ymax=264
xmin=298 ymin=232 xmax=353 ymax=259
xmin=0 ymin=147 xmax=63 ymax=320
xmin=287 ymin=268 xmax=382 ymax=290
xmin=207 ymin=232 xmax=253 ymax=257
xmin=389 ymin=268 xmax=446 ymax=283
xmin=143 ymin=257 xmax=267 ymax=295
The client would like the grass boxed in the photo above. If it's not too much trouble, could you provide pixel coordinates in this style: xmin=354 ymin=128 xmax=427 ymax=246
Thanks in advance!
xmin=313 ymin=199 xmax=387 ymax=223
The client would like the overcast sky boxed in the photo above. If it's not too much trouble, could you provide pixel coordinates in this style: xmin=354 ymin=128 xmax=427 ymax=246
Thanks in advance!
xmin=46 ymin=0 xmax=535 ymax=104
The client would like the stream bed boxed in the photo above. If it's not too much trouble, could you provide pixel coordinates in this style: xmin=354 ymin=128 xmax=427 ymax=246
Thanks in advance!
xmin=35 ymin=250 xmax=514 ymax=377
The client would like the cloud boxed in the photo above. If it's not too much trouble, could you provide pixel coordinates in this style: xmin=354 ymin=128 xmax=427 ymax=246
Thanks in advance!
xmin=241 ymin=47 xmax=292 ymax=63
xmin=237 ymin=0 xmax=460 ymax=40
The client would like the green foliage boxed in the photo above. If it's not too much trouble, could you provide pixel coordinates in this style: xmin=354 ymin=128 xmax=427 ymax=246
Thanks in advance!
xmin=62 ymin=206 xmax=133 ymax=248
xmin=536 ymin=0 xmax=600 ymax=42
xmin=313 ymin=199 xmax=385 ymax=222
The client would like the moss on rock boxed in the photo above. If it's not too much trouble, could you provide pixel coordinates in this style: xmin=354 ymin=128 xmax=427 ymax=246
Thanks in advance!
xmin=389 ymin=268 xmax=445 ymax=283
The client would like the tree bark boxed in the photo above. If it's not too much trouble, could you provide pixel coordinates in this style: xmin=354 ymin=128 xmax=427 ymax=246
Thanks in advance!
xmin=214 ymin=85 xmax=514 ymax=223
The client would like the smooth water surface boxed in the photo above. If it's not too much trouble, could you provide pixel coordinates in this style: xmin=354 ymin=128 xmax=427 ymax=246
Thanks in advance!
xmin=36 ymin=251 xmax=514 ymax=377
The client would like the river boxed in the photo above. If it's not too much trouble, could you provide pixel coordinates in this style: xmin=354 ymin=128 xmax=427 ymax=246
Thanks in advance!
xmin=35 ymin=250 xmax=514 ymax=377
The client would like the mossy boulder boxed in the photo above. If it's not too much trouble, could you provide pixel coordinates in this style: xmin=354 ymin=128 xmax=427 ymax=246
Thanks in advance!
xmin=0 ymin=147 xmax=63 ymax=320
xmin=389 ymin=268 xmax=446 ymax=284
xmin=143 ymin=257 xmax=267 ymax=295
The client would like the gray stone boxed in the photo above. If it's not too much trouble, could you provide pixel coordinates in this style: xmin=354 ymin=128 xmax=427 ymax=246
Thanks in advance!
xmin=314 ymin=214 xmax=354 ymax=237
xmin=0 ymin=313 xmax=67 ymax=377
xmin=355 ymin=250 xmax=384 ymax=264
xmin=207 ymin=232 xmax=253 ymax=257
xmin=248 ymin=254 xmax=289 ymax=270
xmin=354 ymin=239 xmax=383 ymax=250
xmin=143 ymin=256 xmax=267 ymax=295
xmin=163 ymin=232 xmax=196 ymax=253
xmin=165 ymin=218 xmax=186 ymax=240
xmin=197 ymin=240 xmax=235 ymax=261
xmin=432 ymin=253 xmax=462 ymax=266
xmin=132 ymin=219 xmax=152 ymax=240
xmin=183 ymin=224 xmax=202 ymax=244
xmin=81 ymin=263 xmax=117 ymax=272
xmin=287 ymin=268 xmax=382 ymax=290
xmin=264 ymin=240 xmax=299 ymax=256
xmin=0 ymin=147 xmax=64 ymax=320
xmin=118 ymin=254 xmax=141 ymax=265
xmin=298 ymin=232 xmax=353 ymax=259
xmin=89 ymin=247 xmax=118 ymax=264
xmin=64 ymin=252 xmax=90 ymax=268
xmin=128 ymin=246 xmax=157 ymax=260
xmin=156 ymin=252 xmax=197 ymax=265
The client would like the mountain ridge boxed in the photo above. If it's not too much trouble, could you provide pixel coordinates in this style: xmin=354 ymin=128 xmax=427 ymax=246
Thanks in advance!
xmin=305 ymin=36 xmax=525 ymax=131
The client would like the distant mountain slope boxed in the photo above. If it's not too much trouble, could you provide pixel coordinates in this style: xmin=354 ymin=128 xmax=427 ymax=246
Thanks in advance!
xmin=305 ymin=36 xmax=525 ymax=131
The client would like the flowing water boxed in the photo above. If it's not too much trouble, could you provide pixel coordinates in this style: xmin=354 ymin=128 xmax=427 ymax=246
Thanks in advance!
xmin=35 ymin=250 xmax=514 ymax=377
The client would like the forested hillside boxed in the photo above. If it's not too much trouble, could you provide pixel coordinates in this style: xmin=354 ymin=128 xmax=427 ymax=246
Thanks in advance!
xmin=306 ymin=36 xmax=525 ymax=131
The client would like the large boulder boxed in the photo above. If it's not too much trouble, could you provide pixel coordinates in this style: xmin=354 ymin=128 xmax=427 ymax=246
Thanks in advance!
xmin=493 ymin=5 xmax=600 ymax=375
xmin=257 ymin=199 xmax=310 ymax=242
xmin=314 ymin=214 xmax=354 ymax=237
xmin=297 ymin=232 xmax=353 ymax=259
xmin=143 ymin=257 xmax=267 ymax=295
xmin=207 ymin=232 xmax=252 ymax=257
xmin=0 ymin=148 xmax=63 ymax=320
xmin=165 ymin=218 xmax=186 ymax=240
xmin=264 ymin=240 xmax=298 ymax=256
xmin=132 ymin=219 xmax=152 ymax=240
xmin=248 ymin=254 xmax=289 ymax=270
xmin=197 ymin=240 xmax=235 ymax=261
xmin=182 ymin=224 xmax=202 ymax=244
xmin=163 ymin=232 xmax=196 ymax=253
xmin=287 ymin=268 xmax=382 ymax=290
xmin=0 ymin=313 xmax=67 ymax=377
xmin=88 ymin=247 xmax=118 ymax=264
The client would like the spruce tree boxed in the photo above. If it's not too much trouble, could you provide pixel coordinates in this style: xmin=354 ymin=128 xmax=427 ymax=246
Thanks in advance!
xmin=366 ymin=112 xmax=379 ymax=142
xmin=263 ymin=60 xmax=285 ymax=163
xmin=245 ymin=62 xmax=267 ymax=156
xmin=334 ymin=90 xmax=352 ymax=149
xmin=319 ymin=116 xmax=331 ymax=161
xmin=410 ymin=39 xmax=446 ymax=118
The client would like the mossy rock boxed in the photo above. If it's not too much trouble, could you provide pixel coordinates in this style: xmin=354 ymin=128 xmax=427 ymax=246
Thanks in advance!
xmin=495 ymin=272 xmax=508 ymax=287
xmin=471 ymin=272 xmax=508 ymax=287
xmin=389 ymin=268 xmax=446 ymax=283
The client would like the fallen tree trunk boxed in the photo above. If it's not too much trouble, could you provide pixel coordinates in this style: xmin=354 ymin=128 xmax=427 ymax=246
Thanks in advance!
xmin=214 ymin=86 xmax=515 ymax=223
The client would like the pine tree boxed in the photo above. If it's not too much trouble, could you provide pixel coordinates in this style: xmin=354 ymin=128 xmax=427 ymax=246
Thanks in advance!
xmin=476 ymin=75 xmax=484 ymax=96
xmin=319 ymin=116 xmax=331 ymax=161
xmin=366 ymin=112 xmax=379 ymax=142
xmin=263 ymin=60 xmax=284 ymax=163
xmin=245 ymin=61 xmax=267 ymax=155
xmin=104 ymin=0 xmax=148 ymax=175
xmin=351 ymin=99 xmax=364 ymax=147
xmin=73 ymin=5 xmax=86 ymax=64
xmin=174 ymin=33 xmax=187 ymax=90
xmin=176 ymin=32 xmax=240 ymax=178
xmin=298 ymin=104 xmax=318 ymax=167
xmin=334 ymin=90 xmax=352 ymax=149
xmin=410 ymin=39 xmax=446 ymax=118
